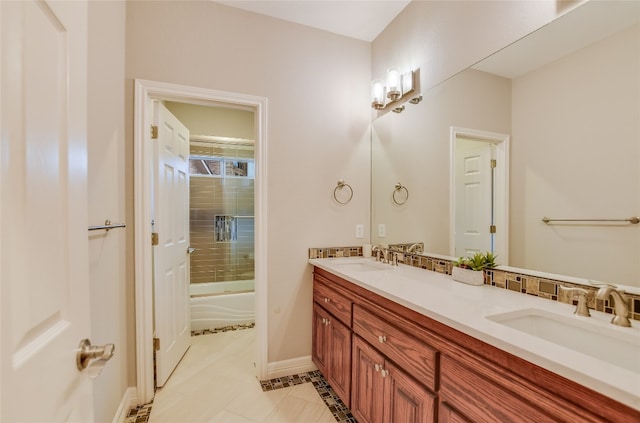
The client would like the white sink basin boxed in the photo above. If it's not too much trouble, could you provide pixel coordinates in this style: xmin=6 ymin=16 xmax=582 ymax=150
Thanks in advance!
xmin=333 ymin=259 xmax=390 ymax=272
xmin=486 ymin=308 xmax=640 ymax=373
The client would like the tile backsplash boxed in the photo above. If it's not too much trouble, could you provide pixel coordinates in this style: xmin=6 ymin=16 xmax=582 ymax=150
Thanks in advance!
xmin=309 ymin=245 xmax=640 ymax=322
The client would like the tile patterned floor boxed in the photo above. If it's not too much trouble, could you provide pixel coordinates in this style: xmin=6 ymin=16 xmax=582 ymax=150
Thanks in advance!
xmin=191 ymin=323 xmax=255 ymax=337
xmin=128 ymin=328 xmax=355 ymax=423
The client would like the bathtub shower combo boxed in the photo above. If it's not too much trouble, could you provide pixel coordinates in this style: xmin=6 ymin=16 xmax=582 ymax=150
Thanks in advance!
xmin=190 ymin=280 xmax=255 ymax=331
xmin=188 ymin=146 xmax=256 ymax=332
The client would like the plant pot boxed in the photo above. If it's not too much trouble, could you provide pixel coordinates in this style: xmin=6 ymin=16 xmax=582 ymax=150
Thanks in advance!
xmin=451 ymin=267 xmax=485 ymax=286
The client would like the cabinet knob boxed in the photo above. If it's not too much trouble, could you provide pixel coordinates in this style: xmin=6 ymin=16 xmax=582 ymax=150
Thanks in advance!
xmin=374 ymin=364 xmax=381 ymax=372
xmin=378 ymin=335 xmax=387 ymax=343
xmin=324 ymin=297 xmax=330 ymax=303
xmin=325 ymin=318 xmax=330 ymax=326
xmin=381 ymin=369 xmax=389 ymax=378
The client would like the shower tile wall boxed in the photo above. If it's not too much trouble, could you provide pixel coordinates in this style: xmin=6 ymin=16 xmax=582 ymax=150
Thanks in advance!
xmin=190 ymin=145 xmax=254 ymax=284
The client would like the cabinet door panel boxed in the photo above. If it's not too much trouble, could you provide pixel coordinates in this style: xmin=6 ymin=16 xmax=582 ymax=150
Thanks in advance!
xmin=352 ymin=336 xmax=385 ymax=423
xmin=312 ymin=303 xmax=329 ymax=376
xmin=328 ymin=316 xmax=351 ymax=407
xmin=385 ymin=361 xmax=436 ymax=423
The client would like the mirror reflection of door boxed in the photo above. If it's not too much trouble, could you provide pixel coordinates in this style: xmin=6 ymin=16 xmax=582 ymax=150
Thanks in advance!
xmin=450 ymin=127 xmax=509 ymax=263
xmin=454 ymin=138 xmax=495 ymax=257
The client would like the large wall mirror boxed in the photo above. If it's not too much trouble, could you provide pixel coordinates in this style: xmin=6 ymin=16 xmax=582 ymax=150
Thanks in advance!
xmin=371 ymin=1 xmax=639 ymax=286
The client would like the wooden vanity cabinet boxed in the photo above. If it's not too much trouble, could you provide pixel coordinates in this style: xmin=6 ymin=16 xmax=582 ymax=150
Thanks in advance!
xmin=312 ymin=267 xmax=640 ymax=423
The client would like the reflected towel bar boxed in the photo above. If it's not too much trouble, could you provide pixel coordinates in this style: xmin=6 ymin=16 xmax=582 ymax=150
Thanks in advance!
xmin=89 ymin=220 xmax=127 ymax=231
xmin=542 ymin=216 xmax=639 ymax=224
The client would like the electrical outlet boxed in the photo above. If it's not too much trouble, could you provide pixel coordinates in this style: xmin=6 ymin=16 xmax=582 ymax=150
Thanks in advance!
xmin=378 ymin=223 xmax=386 ymax=237
xmin=355 ymin=224 xmax=364 ymax=239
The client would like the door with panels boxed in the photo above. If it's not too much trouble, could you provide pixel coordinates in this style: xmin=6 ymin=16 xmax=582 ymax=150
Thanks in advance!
xmin=1 ymin=1 xmax=95 ymax=420
xmin=152 ymin=102 xmax=191 ymax=387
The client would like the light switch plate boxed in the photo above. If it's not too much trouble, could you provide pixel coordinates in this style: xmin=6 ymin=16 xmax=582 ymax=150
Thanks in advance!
xmin=355 ymin=224 xmax=364 ymax=239
xmin=378 ymin=223 xmax=386 ymax=237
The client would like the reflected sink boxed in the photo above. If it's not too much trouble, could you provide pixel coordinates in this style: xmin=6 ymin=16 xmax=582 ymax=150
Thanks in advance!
xmin=486 ymin=308 xmax=640 ymax=373
xmin=333 ymin=259 xmax=389 ymax=272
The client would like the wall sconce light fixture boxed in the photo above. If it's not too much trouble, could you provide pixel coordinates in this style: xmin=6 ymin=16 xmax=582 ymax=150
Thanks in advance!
xmin=371 ymin=67 xmax=421 ymax=112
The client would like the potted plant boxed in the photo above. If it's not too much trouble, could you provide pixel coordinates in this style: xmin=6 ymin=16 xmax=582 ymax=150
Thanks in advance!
xmin=451 ymin=252 xmax=497 ymax=286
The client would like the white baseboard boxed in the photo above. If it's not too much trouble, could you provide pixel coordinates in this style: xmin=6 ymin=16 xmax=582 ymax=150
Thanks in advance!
xmin=112 ymin=387 xmax=137 ymax=423
xmin=266 ymin=355 xmax=317 ymax=380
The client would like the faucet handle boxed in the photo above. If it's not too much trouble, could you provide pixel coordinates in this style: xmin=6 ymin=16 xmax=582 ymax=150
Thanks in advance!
xmin=559 ymin=286 xmax=591 ymax=317
xmin=588 ymin=281 xmax=618 ymax=289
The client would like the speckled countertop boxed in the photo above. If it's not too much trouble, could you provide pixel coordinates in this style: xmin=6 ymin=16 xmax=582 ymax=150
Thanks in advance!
xmin=309 ymin=257 xmax=640 ymax=411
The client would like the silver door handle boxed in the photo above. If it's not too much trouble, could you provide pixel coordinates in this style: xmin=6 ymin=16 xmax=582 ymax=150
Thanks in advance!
xmin=187 ymin=247 xmax=196 ymax=254
xmin=77 ymin=339 xmax=115 ymax=371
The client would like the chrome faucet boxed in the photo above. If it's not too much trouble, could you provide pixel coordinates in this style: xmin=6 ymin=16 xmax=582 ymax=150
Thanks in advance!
xmin=595 ymin=284 xmax=632 ymax=327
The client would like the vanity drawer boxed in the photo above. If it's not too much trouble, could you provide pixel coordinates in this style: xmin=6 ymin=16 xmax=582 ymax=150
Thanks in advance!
xmin=313 ymin=276 xmax=353 ymax=326
xmin=353 ymin=304 xmax=438 ymax=392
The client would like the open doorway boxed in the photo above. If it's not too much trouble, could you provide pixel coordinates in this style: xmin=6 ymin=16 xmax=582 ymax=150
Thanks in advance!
xmin=133 ymin=79 xmax=268 ymax=405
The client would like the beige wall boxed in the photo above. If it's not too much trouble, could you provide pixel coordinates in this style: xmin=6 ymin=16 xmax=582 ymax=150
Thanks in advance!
xmin=125 ymin=1 xmax=371 ymax=364
xmin=165 ymin=101 xmax=254 ymax=140
xmin=510 ymin=24 xmax=639 ymax=285
xmin=87 ymin=1 xmax=130 ymax=421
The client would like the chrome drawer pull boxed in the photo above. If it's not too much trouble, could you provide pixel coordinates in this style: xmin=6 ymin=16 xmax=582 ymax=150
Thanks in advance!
xmin=378 ymin=335 xmax=387 ymax=343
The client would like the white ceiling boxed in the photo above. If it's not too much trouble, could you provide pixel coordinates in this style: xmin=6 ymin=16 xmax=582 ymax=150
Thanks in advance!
xmin=214 ymin=0 xmax=411 ymax=42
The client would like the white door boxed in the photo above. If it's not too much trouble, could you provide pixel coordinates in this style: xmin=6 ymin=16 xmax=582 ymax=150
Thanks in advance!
xmin=454 ymin=139 xmax=494 ymax=257
xmin=153 ymin=102 xmax=191 ymax=387
xmin=1 ymin=1 xmax=94 ymax=421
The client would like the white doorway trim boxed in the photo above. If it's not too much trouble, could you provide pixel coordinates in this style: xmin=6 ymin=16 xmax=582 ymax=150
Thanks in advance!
xmin=133 ymin=79 xmax=268 ymax=405
xmin=449 ymin=126 xmax=509 ymax=264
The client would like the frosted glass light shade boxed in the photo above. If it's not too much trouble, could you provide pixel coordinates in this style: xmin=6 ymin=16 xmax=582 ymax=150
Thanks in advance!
xmin=371 ymin=79 xmax=386 ymax=109
xmin=386 ymin=67 xmax=401 ymax=101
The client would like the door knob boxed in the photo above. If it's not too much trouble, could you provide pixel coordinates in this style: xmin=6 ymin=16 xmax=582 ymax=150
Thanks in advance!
xmin=77 ymin=339 xmax=115 ymax=371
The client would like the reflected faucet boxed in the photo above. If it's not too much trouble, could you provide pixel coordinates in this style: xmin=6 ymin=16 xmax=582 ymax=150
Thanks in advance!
xmin=595 ymin=284 xmax=632 ymax=327
xmin=407 ymin=243 xmax=422 ymax=253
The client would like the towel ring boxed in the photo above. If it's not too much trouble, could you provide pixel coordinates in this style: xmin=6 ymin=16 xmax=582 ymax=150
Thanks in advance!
xmin=392 ymin=183 xmax=409 ymax=205
xmin=333 ymin=179 xmax=353 ymax=205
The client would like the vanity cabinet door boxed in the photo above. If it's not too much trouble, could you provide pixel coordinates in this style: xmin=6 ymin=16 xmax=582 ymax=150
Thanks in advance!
xmin=312 ymin=302 xmax=352 ymax=407
xmin=384 ymin=360 xmax=436 ymax=423
xmin=327 ymin=312 xmax=351 ymax=406
xmin=312 ymin=303 xmax=330 ymax=376
xmin=351 ymin=335 xmax=385 ymax=423
xmin=352 ymin=335 xmax=436 ymax=423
